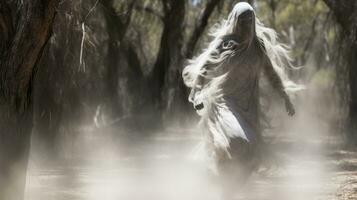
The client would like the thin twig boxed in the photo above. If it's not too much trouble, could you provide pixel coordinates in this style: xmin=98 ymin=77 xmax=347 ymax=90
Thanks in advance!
xmin=79 ymin=0 xmax=100 ymax=72
xmin=79 ymin=23 xmax=86 ymax=71
xmin=83 ymin=0 xmax=100 ymax=22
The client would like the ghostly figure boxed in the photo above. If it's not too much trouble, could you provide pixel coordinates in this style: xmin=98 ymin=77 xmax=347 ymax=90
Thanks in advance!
xmin=182 ymin=2 xmax=301 ymax=193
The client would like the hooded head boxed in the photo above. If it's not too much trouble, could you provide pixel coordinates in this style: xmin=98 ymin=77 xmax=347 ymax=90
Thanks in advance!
xmin=225 ymin=2 xmax=255 ymax=45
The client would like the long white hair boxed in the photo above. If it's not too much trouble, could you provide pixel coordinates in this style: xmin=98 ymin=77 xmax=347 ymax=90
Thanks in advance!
xmin=182 ymin=2 xmax=303 ymax=94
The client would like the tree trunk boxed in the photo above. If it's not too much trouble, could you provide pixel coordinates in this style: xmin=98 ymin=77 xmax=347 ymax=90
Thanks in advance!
xmin=150 ymin=0 xmax=186 ymax=112
xmin=152 ymin=0 xmax=224 ymax=123
xmin=268 ymin=0 xmax=277 ymax=28
xmin=32 ymin=0 xmax=80 ymax=162
xmin=0 ymin=105 xmax=33 ymax=200
xmin=0 ymin=1 xmax=58 ymax=199
xmin=349 ymin=40 xmax=357 ymax=143
xmin=102 ymin=1 xmax=145 ymax=119
xmin=102 ymin=0 xmax=130 ymax=117
xmin=33 ymin=44 xmax=63 ymax=161
xmin=323 ymin=0 xmax=357 ymax=144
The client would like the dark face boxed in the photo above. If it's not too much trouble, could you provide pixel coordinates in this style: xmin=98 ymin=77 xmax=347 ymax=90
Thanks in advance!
xmin=234 ymin=10 xmax=255 ymax=44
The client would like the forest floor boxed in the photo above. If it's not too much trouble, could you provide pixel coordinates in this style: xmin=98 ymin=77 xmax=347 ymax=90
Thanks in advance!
xmin=24 ymin=125 xmax=357 ymax=200
xmin=331 ymin=149 xmax=357 ymax=200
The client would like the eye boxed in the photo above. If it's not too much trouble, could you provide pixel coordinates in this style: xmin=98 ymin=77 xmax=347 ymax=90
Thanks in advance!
xmin=222 ymin=40 xmax=238 ymax=50
xmin=222 ymin=41 xmax=230 ymax=49
xmin=222 ymin=41 xmax=232 ymax=49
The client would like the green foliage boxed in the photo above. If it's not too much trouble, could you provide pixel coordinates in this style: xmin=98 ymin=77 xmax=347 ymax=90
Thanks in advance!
xmin=257 ymin=0 xmax=330 ymax=64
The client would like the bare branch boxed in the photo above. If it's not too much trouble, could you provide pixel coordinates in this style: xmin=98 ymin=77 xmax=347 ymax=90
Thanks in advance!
xmin=79 ymin=0 xmax=100 ymax=72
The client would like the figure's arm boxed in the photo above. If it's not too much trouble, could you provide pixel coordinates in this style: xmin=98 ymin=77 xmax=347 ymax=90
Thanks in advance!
xmin=263 ymin=55 xmax=295 ymax=116
xmin=188 ymin=65 xmax=211 ymax=112
xmin=188 ymin=36 xmax=238 ymax=108
xmin=188 ymin=70 xmax=205 ymax=102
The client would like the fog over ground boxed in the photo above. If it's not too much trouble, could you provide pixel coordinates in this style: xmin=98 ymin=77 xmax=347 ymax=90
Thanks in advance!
xmin=23 ymin=65 xmax=357 ymax=200
xmin=1 ymin=1 xmax=357 ymax=200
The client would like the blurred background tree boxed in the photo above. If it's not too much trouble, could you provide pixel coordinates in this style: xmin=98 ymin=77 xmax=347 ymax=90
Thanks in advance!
xmin=1 ymin=1 xmax=357 ymax=199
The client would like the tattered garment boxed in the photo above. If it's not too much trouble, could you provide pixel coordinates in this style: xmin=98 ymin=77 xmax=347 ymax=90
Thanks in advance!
xmin=185 ymin=36 xmax=270 ymax=171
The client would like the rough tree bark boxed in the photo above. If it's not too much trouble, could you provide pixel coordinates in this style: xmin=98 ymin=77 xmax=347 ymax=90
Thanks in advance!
xmin=0 ymin=1 xmax=58 ymax=200
xmin=322 ymin=0 xmax=357 ymax=144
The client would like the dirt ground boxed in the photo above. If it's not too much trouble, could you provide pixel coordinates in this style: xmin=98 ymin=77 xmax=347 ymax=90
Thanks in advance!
xmin=329 ymin=149 xmax=357 ymax=200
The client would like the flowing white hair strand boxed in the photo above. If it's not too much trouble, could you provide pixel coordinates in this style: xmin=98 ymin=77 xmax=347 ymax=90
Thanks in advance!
xmin=255 ymin=19 xmax=304 ymax=92
xmin=182 ymin=2 xmax=304 ymax=92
